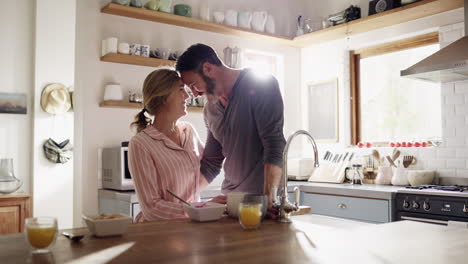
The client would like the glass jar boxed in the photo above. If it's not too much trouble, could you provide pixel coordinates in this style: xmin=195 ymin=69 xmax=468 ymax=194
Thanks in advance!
xmin=350 ymin=164 xmax=364 ymax=185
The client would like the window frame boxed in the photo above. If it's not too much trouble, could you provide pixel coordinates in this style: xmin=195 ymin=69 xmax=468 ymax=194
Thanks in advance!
xmin=349 ymin=32 xmax=440 ymax=146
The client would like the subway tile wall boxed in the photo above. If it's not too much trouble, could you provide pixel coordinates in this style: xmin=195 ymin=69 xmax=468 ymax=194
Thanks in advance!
xmin=398 ymin=23 xmax=466 ymax=178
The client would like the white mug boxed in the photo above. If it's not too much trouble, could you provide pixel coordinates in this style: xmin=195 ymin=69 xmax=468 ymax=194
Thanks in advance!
xmin=118 ymin=43 xmax=130 ymax=54
xmin=213 ymin=11 xmax=224 ymax=24
xmin=265 ymin=14 xmax=275 ymax=34
xmin=200 ymin=5 xmax=210 ymax=21
xmin=238 ymin=11 xmax=252 ymax=29
xmin=226 ymin=192 xmax=246 ymax=218
xmin=106 ymin=37 xmax=118 ymax=54
xmin=252 ymin=11 xmax=268 ymax=32
xmin=130 ymin=43 xmax=141 ymax=56
xmin=225 ymin=9 xmax=238 ymax=27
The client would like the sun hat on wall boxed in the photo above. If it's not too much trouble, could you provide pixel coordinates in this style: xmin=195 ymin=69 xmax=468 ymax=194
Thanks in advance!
xmin=40 ymin=83 xmax=72 ymax=115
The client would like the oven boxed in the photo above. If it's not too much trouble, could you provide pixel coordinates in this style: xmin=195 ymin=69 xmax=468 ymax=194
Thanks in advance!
xmin=396 ymin=192 xmax=468 ymax=226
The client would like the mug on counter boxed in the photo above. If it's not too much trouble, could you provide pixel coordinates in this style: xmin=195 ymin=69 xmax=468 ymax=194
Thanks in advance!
xmin=226 ymin=192 xmax=246 ymax=218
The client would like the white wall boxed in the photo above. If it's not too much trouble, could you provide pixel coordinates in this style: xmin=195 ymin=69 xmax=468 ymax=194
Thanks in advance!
xmin=33 ymin=0 xmax=76 ymax=229
xmin=0 ymin=0 xmax=34 ymax=193
xmin=301 ymin=7 xmax=467 ymax=178
xmin=74 ymin=0 xmax=304 ymax=222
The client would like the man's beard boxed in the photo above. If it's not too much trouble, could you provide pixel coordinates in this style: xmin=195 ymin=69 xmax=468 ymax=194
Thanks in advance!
xmin=200 ymin=72 xmax=216 ymax=96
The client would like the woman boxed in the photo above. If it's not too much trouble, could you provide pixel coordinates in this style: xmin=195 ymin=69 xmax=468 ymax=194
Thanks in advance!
xmin=128 ymin=68 xmax=207 ymax=222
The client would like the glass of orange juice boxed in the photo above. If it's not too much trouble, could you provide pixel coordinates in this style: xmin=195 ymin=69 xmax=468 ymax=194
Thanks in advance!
xmin=25 ymin=217 xmax=58 ymax=254
xmin=238 ymin=202 xmax=262 ymax=230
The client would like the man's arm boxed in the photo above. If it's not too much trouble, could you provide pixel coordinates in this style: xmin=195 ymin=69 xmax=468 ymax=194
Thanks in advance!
xmin=200 ymin=131 xmax=225 ymax=183
xmin=251 ymin=76 xmax=287 ymax=206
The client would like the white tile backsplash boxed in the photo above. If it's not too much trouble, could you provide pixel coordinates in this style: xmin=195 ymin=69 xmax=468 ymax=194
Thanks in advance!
xmin=446 ymin=159 xmax=467 ymax=169
xmin=437 ymin=148 xmax=456 ymax=158
xmin=446 ymin=94 xmax=465 ymax=105
xmin=432 ymin=23 xmax=468 ymax=178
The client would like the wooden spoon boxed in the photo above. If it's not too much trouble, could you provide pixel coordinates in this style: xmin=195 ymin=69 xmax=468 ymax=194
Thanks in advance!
xmin=372 ymin=150 xmax=381 ymax=166
xmin=392 ymin=149 xmax=400 ymax=163
xmin=386 ymin=156 xmax=397 ymax=168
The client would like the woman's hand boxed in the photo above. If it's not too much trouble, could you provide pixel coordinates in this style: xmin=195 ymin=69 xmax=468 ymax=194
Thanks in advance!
xmin=209 ymin=195 xmax=227 ymax=204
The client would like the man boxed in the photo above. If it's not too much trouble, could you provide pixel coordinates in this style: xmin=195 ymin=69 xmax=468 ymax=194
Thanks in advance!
xmin=176 ymin=44 xmax=286 ymax=206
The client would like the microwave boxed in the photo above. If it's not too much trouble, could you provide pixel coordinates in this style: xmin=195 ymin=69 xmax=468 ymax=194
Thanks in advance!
xmin=102 ymin=142 xmax=134 ymax=191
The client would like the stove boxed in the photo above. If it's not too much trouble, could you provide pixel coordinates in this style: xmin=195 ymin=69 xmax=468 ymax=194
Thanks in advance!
xmin=396 ymin=183 xmax=468 ymax=225
xmin=405 ymin=185 xmax=468 ymax=192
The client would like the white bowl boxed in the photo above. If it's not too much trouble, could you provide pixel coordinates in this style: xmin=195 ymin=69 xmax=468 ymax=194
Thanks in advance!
xmin=82 ymin=214 xmax=132 ymax=237
xmin=183 ymin=202 xmax=226 ymax=222
xmin=407 ymin=170 xmax=435 ymax=186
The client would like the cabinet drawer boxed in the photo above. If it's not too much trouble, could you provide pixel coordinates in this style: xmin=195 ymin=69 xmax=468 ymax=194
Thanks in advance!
xmin=302 ymin=193 xmax=390 ymax=223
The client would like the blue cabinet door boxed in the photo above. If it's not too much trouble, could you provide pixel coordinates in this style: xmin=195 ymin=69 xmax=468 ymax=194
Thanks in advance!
xmin=302 ymin=193 xmax=390 ymax=223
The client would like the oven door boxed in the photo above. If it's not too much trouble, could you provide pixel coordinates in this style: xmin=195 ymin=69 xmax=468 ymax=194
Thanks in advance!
xmin=397 ymin=211 xmax=468 ymax=226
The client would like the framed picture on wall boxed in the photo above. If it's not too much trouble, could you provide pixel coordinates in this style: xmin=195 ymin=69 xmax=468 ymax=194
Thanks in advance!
xmin=307 ymin=79 xmax=339 ymax=142
xmin=0 ymin=93 xmax=27 ymax=115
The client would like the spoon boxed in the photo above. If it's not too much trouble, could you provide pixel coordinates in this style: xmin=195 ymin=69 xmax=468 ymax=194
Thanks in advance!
xmin=372 ymin=150 xmax=381 ymax=166
xmin=166 ymin=189 xmax=191 ymax=206
xmin=392 ymin=149 xmax=400 ymax=163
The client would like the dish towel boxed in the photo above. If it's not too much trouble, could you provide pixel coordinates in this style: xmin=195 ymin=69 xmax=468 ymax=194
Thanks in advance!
xmin=43 ymin=138 xmax=73 ymax=164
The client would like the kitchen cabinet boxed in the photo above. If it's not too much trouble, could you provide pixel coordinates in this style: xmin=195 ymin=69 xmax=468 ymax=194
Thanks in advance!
xmin=0 ymin=194 xmax=31 ymax=234
xmin=302 ymin=192 xmax=393 ymax=223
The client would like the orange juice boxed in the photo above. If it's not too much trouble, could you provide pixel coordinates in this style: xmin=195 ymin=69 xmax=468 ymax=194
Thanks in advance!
xmin=239 ymin=205 xmax=262 ymax=229
xmin=27 ymin=226 xmax=57 ymax=249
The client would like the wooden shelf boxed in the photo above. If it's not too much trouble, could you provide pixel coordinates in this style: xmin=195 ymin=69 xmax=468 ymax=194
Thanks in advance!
xmin=99 ymin=100 xmax=204 ymax=112
xmin=101 ymin=0 xmax=461 ymax=48
xmin=294 ymin=0 xmax=463 ymax=47
xmin=101 ymin=53 xmax=176 ymax=67
xmin=101 ymin=3 xmax=295 ymax=47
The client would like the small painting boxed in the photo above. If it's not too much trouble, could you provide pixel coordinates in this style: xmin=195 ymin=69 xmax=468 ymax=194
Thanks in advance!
xmin=0 ymin=93 xmax=27 ymax=114
xmin=307 ymin=79 xmax=339 ymax=142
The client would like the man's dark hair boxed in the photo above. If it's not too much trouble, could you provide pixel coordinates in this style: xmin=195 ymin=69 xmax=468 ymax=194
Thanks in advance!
xmin=176 ymin=43 xmax=223 ymax=72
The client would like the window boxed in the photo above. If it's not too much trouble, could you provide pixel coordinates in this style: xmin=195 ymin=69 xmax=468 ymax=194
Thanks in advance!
xmin=350 ymin=32 xmax=442 ymax=145
xmin=241 ymin=49 xmax=283 ymax=94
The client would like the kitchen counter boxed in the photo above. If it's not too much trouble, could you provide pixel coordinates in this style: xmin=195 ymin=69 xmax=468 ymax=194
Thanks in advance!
xmin=288 ymin=182 xmax=406 ymax=200
xmin=2 ymin=215 xmax=468 ymax=264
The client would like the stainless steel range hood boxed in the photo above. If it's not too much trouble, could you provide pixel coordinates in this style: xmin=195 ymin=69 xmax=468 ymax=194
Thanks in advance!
xmin=401 ymin=0 xmax=468 ymax=83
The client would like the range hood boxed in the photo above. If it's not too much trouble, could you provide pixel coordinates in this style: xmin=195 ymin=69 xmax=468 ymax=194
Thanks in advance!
xmin=401 ymin=0 xmax=468 ymax=83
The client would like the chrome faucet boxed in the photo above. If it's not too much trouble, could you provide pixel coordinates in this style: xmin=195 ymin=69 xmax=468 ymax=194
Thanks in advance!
xmin=274 ymin=130 xmax=319 ymax=223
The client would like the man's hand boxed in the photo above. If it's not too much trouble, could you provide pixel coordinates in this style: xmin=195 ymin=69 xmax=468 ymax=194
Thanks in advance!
xmin=266 ymin=206 xmax=279 ymax=220
xmin=208 ymin=195 xmax=227 ymax=204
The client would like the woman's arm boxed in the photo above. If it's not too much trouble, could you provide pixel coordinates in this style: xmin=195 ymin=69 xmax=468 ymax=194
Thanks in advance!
xmin=128 ymin=140 xmax=187 ymax=221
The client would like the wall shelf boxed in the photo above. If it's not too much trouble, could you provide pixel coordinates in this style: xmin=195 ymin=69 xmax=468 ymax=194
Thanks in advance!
xmin=101 ymin=0 xmax=463 ymax=48
xmin=101 ymin=53 xmax=176 ymax=67
xmin=293 ymin=0 xmax=463 ymax=47
xmin=99 ymin=100 xmax=204 ymax=112
xmin=101 ymin=3 xmax=295 ymax=47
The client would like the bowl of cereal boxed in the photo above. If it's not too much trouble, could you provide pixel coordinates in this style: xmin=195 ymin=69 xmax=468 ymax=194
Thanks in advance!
xmin=82 ymin=213 xmax=132 ymax=237
xmin=183 ymin=202 xmax=226 ymax=222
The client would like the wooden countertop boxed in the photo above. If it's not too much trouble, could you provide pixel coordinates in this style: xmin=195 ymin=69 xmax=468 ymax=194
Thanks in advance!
xmin=2 ymin=214 xmax=468 ymax=264
xmin=0 ymin=215 xmax=368 ymax=264
xmin=0 ymin=193 xmax=30 ymax=199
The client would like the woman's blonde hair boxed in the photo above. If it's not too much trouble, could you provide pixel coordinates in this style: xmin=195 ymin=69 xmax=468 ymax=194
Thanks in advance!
xmin=130 ymin=68 xmax=181 ymax=133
